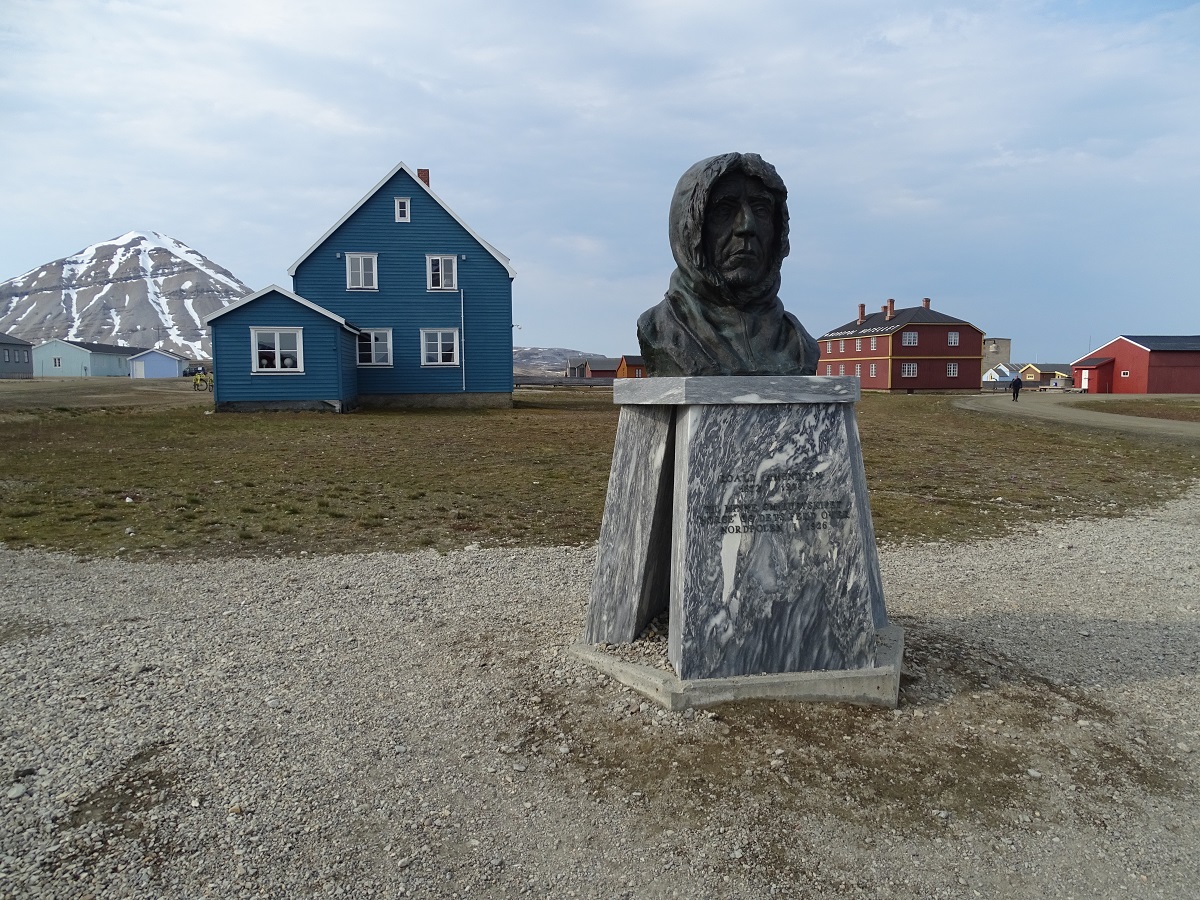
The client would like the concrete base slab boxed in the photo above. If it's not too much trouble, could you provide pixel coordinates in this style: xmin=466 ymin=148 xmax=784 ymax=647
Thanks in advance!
xmin=570 ymin=624 xmax=903 ymax=711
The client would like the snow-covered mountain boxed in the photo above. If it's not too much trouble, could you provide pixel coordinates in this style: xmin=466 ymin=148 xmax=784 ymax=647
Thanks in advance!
xmin=0 ymin=231 xmax=251 ymax=360
xmin=513 ymin=346 xmax=609 ymax=375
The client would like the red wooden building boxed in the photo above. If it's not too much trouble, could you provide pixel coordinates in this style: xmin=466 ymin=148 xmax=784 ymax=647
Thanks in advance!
xmin=1072 ymin=336 xmax=1200 ymax=394
xmin=818 ymin=298 xmax=984 ymax=392
xmin=583 ymin=357 xmax=620 ymax=378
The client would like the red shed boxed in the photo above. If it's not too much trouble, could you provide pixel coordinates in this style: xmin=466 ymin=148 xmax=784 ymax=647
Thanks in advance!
xmin=818 ymin=298 xmax=985 ymax=392
xmin=1072 ymin=336 xmax=1200 ymax=394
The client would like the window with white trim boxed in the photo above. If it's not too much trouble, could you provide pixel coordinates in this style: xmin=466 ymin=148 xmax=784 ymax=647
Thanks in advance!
xmin=53 ymin=357 xmax=62 ymax=368
xmin=252 ymin=328 xmax=303 ymax=372
xmin=839 ymin=340 xmax=845 ymax=352
xmin=854 ymin=364 xmax=861 ymax=378
xmin=869 ymin=363 xmax=877 ymax=378
xmin=825 ymin=364 xmax=832 ymax=375
xmin=870 ymin=337 xmax=877 ymax=350
xmin=346 ymin=253 xmax=378 ymax=290
xmin=421 ymin=328 xmax=459 ymax=366
xmin=838 ymin=364 xmax=845 ymax=376
xmin=427 ymin=255 xmax=457 ymax=290
xmin=901 ymin=362 xmax=918 ymax=378
xmin=855 ymin=339 xmax=862 ymax=352
xmin=394 ymin=198 xmax=410 ymax=222
xmin=901 ymin=331 xmax=918 ymax=346
xmin=947 ymin=331 xmax=959 ymax=346
xmin=1121 ymin=370 xmax=1130 ymax=377
xmin=946 ymin=362 xmax=959 ymax=377
xmin=826 ymin=341 xmax=833 ymax=354
xmin=357 ymin=329 xmax=392 ymax=366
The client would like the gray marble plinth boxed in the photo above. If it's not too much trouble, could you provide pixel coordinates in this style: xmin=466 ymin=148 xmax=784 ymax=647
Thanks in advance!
xmin=583 ymin=376 xmax=889 ymax=690
xmin=669 ymin=400 xmax=882 ymax=679
xmin=583 ymin=405 xmax=675 ymax=643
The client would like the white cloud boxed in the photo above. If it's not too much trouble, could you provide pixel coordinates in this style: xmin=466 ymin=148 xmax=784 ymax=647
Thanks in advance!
xmin=1 ymin=0 xmax=1198 ymax=358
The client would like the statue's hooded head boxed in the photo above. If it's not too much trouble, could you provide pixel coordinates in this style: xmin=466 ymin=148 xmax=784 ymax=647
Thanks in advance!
xmin=667 ymin=152 xmax=790 ymax=310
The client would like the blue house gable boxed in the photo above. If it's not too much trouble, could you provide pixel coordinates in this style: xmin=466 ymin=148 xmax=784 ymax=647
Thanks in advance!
xmin=205 ymin=285 xmax=360 ymax=412
xmin=287 ymin=163 xmax=515 ymax=407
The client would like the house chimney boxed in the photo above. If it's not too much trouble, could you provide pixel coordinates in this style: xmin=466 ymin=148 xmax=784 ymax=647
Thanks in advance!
xmin=857 ymin=303 xmax=866 ymax=324
xmin=922 ymin=297 xmax=931 ymax=309
xmin=886 ymin=298 xmax=895 ymax=320
xmin=417 ymin=168 xmax=430 ymax=186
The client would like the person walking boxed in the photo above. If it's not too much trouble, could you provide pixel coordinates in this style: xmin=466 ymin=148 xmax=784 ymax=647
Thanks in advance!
xmin=1011 ymin=374 xmax=1023 ymax=402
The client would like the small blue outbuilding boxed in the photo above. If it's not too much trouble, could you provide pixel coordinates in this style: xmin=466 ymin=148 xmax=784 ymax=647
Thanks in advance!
xmin=129 ymin=347 xmax=188 ymax=379
xmin=205 ymin=162 xmax=515 ymax=411
xmin=206 ymin=286 xmax=360 ymax=412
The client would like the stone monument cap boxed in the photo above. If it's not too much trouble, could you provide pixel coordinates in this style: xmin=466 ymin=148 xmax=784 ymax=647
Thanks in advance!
xmin=613 ymin=375 xmax=860 ymax=406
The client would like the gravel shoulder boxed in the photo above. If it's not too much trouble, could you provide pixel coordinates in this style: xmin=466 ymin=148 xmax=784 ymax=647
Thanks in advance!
xmin=2 ymin=489 xmax=1198 ymax=899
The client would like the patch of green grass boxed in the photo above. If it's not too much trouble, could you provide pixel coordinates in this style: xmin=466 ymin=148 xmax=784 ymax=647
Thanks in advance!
xmin=0 ymin=384 xmax=1195 ymax=559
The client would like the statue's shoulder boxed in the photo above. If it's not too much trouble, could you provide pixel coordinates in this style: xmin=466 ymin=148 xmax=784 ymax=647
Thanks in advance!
xmin=637 ymin=298 xmax=687 ymax=377
xmin=783 ymin=310 xmax=818 ymax=346
xmin=637 ymin=299 xmax=675 ymax=340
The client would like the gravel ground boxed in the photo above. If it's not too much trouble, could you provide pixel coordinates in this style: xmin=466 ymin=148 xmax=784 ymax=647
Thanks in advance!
xmin=2 ymin=488 xmax=1198 ymax=900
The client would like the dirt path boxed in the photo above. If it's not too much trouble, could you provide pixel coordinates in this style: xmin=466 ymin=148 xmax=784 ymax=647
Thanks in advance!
xmin=953 ymin=392 xmax=1200 ymax=443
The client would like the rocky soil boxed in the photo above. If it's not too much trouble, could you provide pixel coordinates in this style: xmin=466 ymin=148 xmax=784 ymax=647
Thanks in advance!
xmin=1 ymin=489 xmax=1198 ymax=899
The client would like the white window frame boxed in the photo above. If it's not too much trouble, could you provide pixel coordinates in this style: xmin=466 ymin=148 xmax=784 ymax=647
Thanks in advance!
xmin=426 ymin=255 xmax=457 ymax=291
xmin=901 ymin=362 xmax=918 ymax=378
xmin=901 ymin=331 xmax=918 ymax=346
xmin=421 ymin=328 xmax=460 ymax=366
xmin=346 ymin=253 xmax=378 ymax=291
xmin=252 ymin=328 xmax=304 ymax=374
xmin=1120 ymin=370 xmax=1130 ymax=377
xmin=869 ymin=363 xmax=877 ymax=378
xmin=52 ymin=357 xmax=62 ymax=368
xmin=357 ymin=329 xmax=392 ymax=366
xmin=394 ymin=198 xmax=410 ymax=223
xmin=825 ymin=364 xmax=832 ymax=376
xmin=947 ymin=331 xmax=960 ymax=346
xmin=946 ymin=362 xmax=959 ymax=378
xmin=826 ymin=341 xmax=833 ymax=354
xmin=870 ymin=337 xmax=877 ymax=350
xmin=838 ymin=340 xmax=845 ymax=352
xmin=838 ymin=364 xmax=845 ymax=376
xmin=855 ymin=339 xmax=862 ymax=352
xmin=854 ymin=364 xmax=861 ymax=378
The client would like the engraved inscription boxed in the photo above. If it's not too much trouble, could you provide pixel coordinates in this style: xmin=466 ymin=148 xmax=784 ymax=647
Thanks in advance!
xmin=698 ymin=472 xmax=850 ymax=534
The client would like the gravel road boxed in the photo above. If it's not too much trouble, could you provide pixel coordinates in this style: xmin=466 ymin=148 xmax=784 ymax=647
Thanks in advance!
xmin=2 ymin=487 xmax=1198 ymax=899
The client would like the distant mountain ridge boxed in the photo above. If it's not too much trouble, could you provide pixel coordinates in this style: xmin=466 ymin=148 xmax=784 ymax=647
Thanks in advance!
xmin=0 ymin=231 xmax=251 ymax=359
xmin=512 ymin=346 xmax=609 ymax=376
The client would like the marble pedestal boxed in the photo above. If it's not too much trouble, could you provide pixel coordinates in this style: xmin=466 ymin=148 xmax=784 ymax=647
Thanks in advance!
xmin=583 ymin=376 xmax=896 ymax=699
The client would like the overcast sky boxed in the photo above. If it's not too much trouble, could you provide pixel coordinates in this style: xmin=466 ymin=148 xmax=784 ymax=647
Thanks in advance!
xmin=2 ymin=0 xmax=1197 ymax=362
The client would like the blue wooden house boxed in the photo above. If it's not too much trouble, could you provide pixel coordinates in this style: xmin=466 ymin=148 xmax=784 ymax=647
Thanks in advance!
xmin=206 ymin=163 xmax=516 ymax=411
xmin=1 ymin=332 xmax=33 ymax=379
xmin=129 ymin=347 xmax=188 ymax=379
xmin=32 ymin=338 xmax=139 ymax=377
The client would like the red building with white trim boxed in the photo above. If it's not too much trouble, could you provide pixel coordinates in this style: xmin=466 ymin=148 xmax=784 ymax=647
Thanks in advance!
xmin=1072 ymin=336 xmax=1200 ymax=394
xmin=818 ymin=298 xmax=985 ymax=392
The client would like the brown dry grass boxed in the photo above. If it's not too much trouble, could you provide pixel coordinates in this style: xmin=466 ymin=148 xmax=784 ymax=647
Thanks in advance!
xmin=1068 ymin=396 xmax=1200 ymax=423
xmin=0 ymin=381 xmax=1196 ymax=559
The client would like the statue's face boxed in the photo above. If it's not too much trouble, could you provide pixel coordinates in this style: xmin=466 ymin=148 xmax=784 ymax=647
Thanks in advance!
xmin=702 ymin=170 xmax=777 ymax=289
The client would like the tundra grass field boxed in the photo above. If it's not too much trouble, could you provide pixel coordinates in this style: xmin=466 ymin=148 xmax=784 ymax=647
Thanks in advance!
xmin=0 ymin=378 xmax=1196 ymax=559
xmin=1069 ymin=396 xmax=1200 ymax=423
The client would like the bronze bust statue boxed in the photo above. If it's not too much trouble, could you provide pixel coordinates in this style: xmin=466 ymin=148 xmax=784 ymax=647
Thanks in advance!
xmin=637 ymin=152 xmax=819 ymax=376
